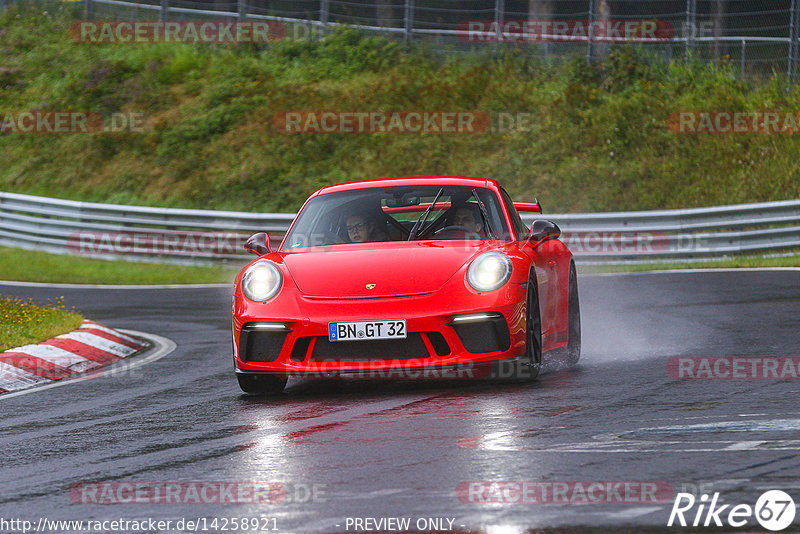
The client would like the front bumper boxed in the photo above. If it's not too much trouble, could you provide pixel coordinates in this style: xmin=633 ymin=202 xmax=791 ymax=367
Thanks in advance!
xmin=233 ymin=283 xmax=528 ymax=376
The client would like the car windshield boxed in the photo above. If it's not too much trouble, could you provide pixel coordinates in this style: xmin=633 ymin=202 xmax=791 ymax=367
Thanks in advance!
xmin=281 ymin=185 xmax=510 ymax=250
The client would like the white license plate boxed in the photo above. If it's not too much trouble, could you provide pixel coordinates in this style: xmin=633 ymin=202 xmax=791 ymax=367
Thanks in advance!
xmin=328 ymin=320 xmax=407 ymax=341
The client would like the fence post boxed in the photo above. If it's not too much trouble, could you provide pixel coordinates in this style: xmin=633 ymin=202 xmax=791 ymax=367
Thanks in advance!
xmin=238 ymin=0 xmax=246 ymax=22
xmin=586 ymin=0 xmax=595 ymax=63
xmin=493 ymin=0 xmax=504 ymax=52
xmin=790 ymin=0 xmax=799 ymax=81
xmin=684 ymin=0 xmax=696 ymax=61
xmin=320 ymin=0 xmax=329 ymax=35
xmin=159 ymin=0 xmax=167 ymax=22
xmin=741 ymin=39 xmax=745 ymax=78
xmin=404 ymin=0 xmax=414 ymax=42
xmin=494 ymin=0 xmax=504 ymax=27
xmin=85 ymin=0 xmax=94 ymax=20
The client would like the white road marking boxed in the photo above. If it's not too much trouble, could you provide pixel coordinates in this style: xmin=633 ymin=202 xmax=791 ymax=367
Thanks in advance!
xmin=624 ymin=418 xmax=800 ymax=435
xmin=0 ymin=280 xmax=231 ymax=289
xmin=601 ymin=506 xmax=664 ymax=519
xmin=583 ymin=267 xmax=800 ymax=277
xmin=462 ymin=414 xmax=800 ymax=453
xmin=724 ymin=441 xmax=767 ymax=450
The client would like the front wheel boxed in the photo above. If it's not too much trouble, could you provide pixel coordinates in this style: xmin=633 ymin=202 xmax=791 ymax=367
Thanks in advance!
xmin=237 ymin=373 xmax=287 ymax=395
xmin=524 ymin=270 xmax=543 ymax=381
xmin=563 ymin=262 xmax=581 ymax=365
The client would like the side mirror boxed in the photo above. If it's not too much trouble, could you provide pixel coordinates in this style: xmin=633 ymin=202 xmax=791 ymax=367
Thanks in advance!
xmin=244 ymin=232 xmax=271 ymax=255
xmin=528 ymin=220 xmax=561 ymax=245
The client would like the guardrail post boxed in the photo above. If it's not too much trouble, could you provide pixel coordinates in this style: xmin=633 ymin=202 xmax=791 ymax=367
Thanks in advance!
xmin=238 ymin=0 xmax=246 ymax=22
xmin=404 ymin=0 xmax=414 ymax=42
xmin=159 ymin=0 xmax=167 ymax=22
xmin=85 ymin=0 xmax=94 ymax=20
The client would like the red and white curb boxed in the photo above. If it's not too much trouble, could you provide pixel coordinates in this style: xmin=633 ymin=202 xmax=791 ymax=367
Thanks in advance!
xmin=0 ymin=320 xmax=149 ymax=394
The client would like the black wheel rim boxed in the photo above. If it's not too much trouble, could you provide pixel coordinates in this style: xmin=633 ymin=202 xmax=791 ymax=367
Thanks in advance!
xmin=527 ymin=280 xmax=542 ymax=370
xmin=568 ymin=266 xmax=581 ymax=360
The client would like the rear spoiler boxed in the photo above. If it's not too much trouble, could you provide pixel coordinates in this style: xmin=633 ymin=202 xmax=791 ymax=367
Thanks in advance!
xmin=513 ymin=198 xmax=542 ymax=214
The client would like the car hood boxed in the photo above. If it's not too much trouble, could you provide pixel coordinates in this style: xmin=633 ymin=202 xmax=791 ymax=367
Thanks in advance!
xmin=281 ymin=241 xmax=487 ymax=298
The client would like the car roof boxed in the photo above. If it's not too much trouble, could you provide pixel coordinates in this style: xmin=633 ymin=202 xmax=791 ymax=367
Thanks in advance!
xmin=314 ymin=176 xmax=499 ymax=196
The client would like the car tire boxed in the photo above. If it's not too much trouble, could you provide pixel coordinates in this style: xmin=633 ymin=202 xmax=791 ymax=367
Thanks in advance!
xmin=524 ymin=269 xmax=543 ymax=381
xmin=237 ymin=373 xmax=287 ymax=395
xmin=564 ymin=262 xmax=581 ymax=365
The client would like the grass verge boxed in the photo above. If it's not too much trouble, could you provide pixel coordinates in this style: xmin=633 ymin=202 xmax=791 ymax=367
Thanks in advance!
xmin=0 ymin=295 xmax=84 ymax=351
xmin=578 ymin=253 xmax=800 ymax=274
xmin=0 ymin=246 xmax=242 ymax=285
xmin=1 ymin=245 xmax=797 ymax=286
xmin=1 ymin=4 xmax=800 ymax=214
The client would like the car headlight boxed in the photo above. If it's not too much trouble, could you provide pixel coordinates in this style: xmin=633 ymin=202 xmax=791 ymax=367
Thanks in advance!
xmin=467 ymin=252 xmax=512 ymax=292
xmin=242 ymin=261 xmax=282 ymax=302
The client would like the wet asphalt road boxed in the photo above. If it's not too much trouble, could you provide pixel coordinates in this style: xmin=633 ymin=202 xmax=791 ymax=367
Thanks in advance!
xmin=1 ymin=270 xmax=800 ymax=533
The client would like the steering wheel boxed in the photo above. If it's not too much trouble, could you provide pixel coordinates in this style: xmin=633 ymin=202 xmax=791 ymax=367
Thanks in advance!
xmin=433 ymin=225 xmax=473 ymax=236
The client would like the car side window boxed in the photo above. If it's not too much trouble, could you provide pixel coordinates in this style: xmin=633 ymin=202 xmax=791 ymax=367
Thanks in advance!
xmin=500 ymin=188 xmax=528 ymax=241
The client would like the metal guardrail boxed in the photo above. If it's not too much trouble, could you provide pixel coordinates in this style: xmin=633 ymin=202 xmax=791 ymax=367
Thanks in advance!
xmin=0 ymin=192 xmax=293 ymax=264
xmin=1 ymin=191 xmax=799 ymax=265
xmin=530 ymin=199 xmax=800 ymax=264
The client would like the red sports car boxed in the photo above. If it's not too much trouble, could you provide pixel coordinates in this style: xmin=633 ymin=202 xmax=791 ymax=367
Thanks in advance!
xmin=232 ymin=176 xmax=580 ymax=394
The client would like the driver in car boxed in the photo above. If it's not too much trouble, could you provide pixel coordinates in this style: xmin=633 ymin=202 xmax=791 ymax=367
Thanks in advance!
xmin=449 ymin=203 xmax=484 ymax=235
xmin=346 ymin=213 xmax=387 ymax=243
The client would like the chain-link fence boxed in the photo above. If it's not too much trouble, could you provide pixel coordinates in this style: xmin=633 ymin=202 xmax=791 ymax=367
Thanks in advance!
xmin=6 ymin=0 xmax=800 ymax=79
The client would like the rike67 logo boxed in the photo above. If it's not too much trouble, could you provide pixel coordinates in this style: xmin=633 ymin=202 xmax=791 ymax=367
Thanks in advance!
xmin=668 ymin=490 xmax=796 ymax=531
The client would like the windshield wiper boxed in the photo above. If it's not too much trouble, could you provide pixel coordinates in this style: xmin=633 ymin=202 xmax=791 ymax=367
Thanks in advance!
xmin=408 ymin=188 xmax=443 ymax=241
xmin=472 ymin=189 xmax=497 ymax=240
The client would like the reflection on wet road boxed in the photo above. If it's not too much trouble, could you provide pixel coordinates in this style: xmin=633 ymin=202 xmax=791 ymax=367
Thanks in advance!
xmin=1 ymin=270 xmax=799 ymax=532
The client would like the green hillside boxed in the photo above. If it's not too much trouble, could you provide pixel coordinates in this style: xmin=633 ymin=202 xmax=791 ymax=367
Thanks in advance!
xmin=1 ymin=2 xmax=800 ymax=214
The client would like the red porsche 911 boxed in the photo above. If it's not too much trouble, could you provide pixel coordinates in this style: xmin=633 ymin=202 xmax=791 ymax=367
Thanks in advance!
xmin=232 ymin=176 xmax=580 ymax=394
